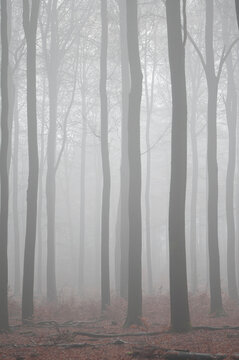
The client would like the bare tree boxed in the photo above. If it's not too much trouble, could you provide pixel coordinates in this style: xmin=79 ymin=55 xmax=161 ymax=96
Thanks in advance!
xmin=22 ymin=0 xmax=40 ymax=320
xmin=166 ymin=0 xmax=190 ymax=332
xmin=0 ymin=0 xmax=10 ymax=331
xmin=119 ymin=0 xmax=130 ymax=300
xmin=100 ymin=0 xmax=111 ymax=311
xmin=124 ymin=0 xmax=143 ymax=327
xmin=222 ymin=1 xmax=238 ymax=301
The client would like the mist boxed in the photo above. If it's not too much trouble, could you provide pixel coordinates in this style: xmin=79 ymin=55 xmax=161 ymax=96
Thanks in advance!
xmin=0 ymin=0 xmax=239 ymax=357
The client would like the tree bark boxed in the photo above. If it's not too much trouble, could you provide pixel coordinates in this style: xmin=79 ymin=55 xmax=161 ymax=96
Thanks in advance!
xmin=46 ymin=0 xmax=59 ymax=303
xmin=124 ymin=0 xmax=143 ymax=327
xmin=13 ymin=85 xmax=21 ymax=297
xmin=222 ymin=3 xmax=238 ymax=301
xmin=205 ymin=0 xmax=223 ymax=314
xmin=100 ymin=0 xmax=111 ymax=311
xmin=119 ymin=0 xmax=130 ymax=301
xmin=166 ymin=0 xmax=190 ymax=332
xmin=0 ymin=0 xmax=10 ymax=331
xmin=22 ymin=0 xmax=40 ymax=320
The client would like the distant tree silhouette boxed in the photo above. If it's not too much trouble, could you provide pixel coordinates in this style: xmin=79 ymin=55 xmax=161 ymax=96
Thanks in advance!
xmin=100 ymin=0 xmax=111 ymax=311
xmin=0 ymin=0 xmax=10 ymax=331
xmin=22 ymin=0 xmax=40 ymax=320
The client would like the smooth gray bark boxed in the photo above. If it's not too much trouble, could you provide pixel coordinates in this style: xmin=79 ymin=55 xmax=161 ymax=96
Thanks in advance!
xmin=205 ymin=1 xmax=223 ymax=314
xmin=166 ymin=0 xmax=190 ymax=332
xmin=45 ymin=0 xmax=59 ymax=302
xmin=78 ymin=51 xmax=87 ymax=294
xmin=222 ymin=3 xmax=238 ymax=301
xmin=0 ymin=0 xmax=10 ymax=331
xmin=119 ymin=0 xmax=130 ymax=300
xmin=124 ymin=0 xmax=143 ymax=327
xmin=37 ymin=77 xmax=46 ymax=295
xmin=189 ymin=58 xmax=200 ymax=294
xmin=22 ymin=0 xmax=40 ymax=320
xmin=13 ymin=85 xmax=21 ymax=297
xmin=100 ymin=0 xmax=111 ymax=311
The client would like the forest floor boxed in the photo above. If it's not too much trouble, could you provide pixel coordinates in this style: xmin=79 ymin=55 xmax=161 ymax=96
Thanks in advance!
xmin=0 ymin=293 xmax=239 ymax=359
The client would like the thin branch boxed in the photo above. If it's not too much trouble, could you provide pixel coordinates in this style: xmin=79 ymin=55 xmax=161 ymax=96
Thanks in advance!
xmin=216 ymin=37 xmax=239 ymax=80
xmin=187 ymin=30 xmax=207 ymax=74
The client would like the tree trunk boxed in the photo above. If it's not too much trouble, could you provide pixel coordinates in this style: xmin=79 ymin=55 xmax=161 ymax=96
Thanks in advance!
xmin=119 ymin=0 xmax=130 ymax=301
xmin=189 ymin=58 xmax=199 ymax=295
xmin=37 ymin=78 xmax=46 ymax=296
xmin=143 ymin=27 xmax=157 ymax=295
xmin=22 ymin=0 xmax=40 ymax=320
xmin=124 ymin=0 xmax=143 ymax=327
xmin=46 ymin=0 xmax=59 ymax=303
xmin=78 ymin=57 xmax=87 ymax=295
xmin=0 ymin=0 xmax=9 ymax=331
xmin=13 ymin=85 xmax=21 ymax=297
xmin=205 ymin=0 xmax=223 ymax=314
xmin=222 ymin=3 xmax=238 ymax=301
xmin=166 ymin=0 xmax=190 ymax=332
xmin=100 ymin=0 xmax=111 ymax=311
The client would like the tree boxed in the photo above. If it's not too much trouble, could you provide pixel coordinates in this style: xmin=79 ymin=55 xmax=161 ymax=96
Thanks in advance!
xmin=222 ymin=1 xmax=238 ymax=301
xmin=124 ymin=0 xmax=143 ymax=327
xmin=45 ymin=0 xmax=59 ymax=303
xmin=119 ymin=0 xmax=130 ymax=300
xmin=22 ymin=0 xmax=40 ymax=320
xmin=13 ymin=85 xmax=21 ymax=297
xmin=188 ymin=0 xmax=238 ymax=314
xmin=143 ymin=16 xmax=158 ymax=295
xmin=0 ymin=0 xmax=10 ymax=331
xmin=235 ymin=0 xmax=239 ymax=27
xmin=166 ymin=0 xmax=190 ymax=332
xmin=100 ymin=0 xmax=111 ymax=311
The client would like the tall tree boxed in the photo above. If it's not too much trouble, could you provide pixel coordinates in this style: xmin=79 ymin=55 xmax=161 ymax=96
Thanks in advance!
xmin=166 ymin=0 xmax=190 ymax=332
xmin=124 ymin=0 xmax=143 ymax=327
xmin=78 ymin=45 xmax=88 ymax=295
xmin=143 ymin=20 xmax=157 ymax=295
xmin=188 ymin=54 xmax=201 ymax=294
xmin=100 ymin=0 xmax=111 ymax=311
xmin=119 ymin=0 xmax=130 ymax=300
xmin=204 ymin=0 xmax=223 ymax=314
xmin=13 ymin=85 xmax=21 ymax=296
xmin=45 ymin=0 xmax=58 ymax=303
xmin=22 ymin=0 xmax=40 ymax=320
xmin=188 ymin=0 xmax=238 ymax=314
xmin=222 ymin=1 xmax=238 ymax=301
xmin=0 ymin=0 xmax=10 ymax=331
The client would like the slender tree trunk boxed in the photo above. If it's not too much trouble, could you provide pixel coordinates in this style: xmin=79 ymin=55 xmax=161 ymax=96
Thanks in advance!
xmin=94 ymin=140 xmax=101 ymax=292
xmin=143 ymin=29 xmax=157 ymax=295
xmin=7 ymin=1 xmax=15 ymax=173
xmin=119 ymin=0 xmax=130 ymax=300
xmin=13 ymin=85 xmax=21 ymax=297
xmin=64 ymin=147 xmax=76 ymax=289
xmin=78 ymin=58 xmax=87 ymax=295
xmin=235 ymin=0 xmax=239 ymax=294
xmin=0 ymin=0 xmax=9 ymax=331
xmin=115 ymin=197 xmax=121 ymax=294
xmin=189 ymin=60 xmax=199 ymax=294
xmin=222 ymin=3 xmax=238 ymax=300
xmin=37 ymin=78 xmax=46 ymax=296
xmin=46 ymin=0 xmax=59 ymax=302
xmin=205 ymin=1 xmax=223 ymax=314
xmin=100 ymin=0 xmax=111 ymax=311
xmin=124 ymin=0 xmax=143 ymax=327
xmin=166 ymin=0 xmax=190 ymax=332
xmin=22 ymin=0 xmax=40 ymax=320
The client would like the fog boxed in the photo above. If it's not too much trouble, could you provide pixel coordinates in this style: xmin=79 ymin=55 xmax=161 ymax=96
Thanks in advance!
xmin=0 ymin=0 xmax=239 ymax=332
